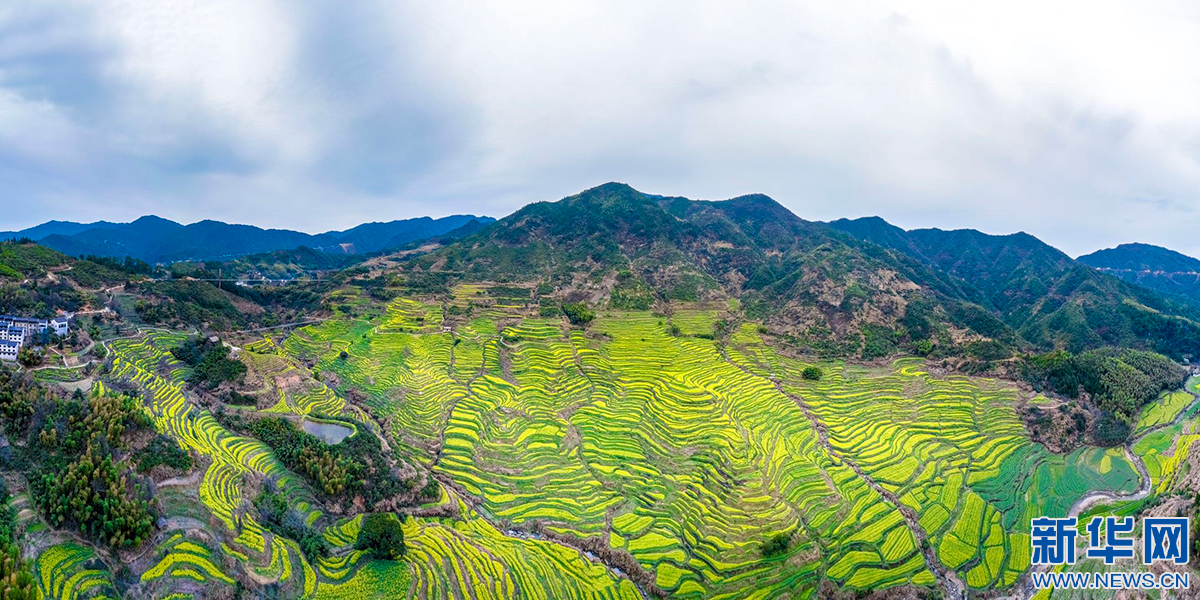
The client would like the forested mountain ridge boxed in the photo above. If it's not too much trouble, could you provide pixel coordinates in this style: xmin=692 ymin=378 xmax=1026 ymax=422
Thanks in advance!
xmin=1076 ymin=242 xmax=1200 ymax=306
xmin=1078 ymin=242 xmax=1200 ymax=272
xmin=1 ymin=214 xmax=496 ymax=263
xmin=828 ymin=216 xmax=1200 ymax=359
xmin=406 ymin=182 xmax=1013 ymax=356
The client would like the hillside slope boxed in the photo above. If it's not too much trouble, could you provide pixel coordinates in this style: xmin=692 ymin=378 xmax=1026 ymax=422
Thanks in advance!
xmin=829 ymin=217 xmax=1200 ymax=358
xmin=1077 ymin=243 xmax=1200 ymax=305
xmin=407 ymin=183 xmax=1020 ymax=355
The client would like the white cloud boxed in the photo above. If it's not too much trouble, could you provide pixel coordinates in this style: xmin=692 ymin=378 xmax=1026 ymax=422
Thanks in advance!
xmin=1 ymin=0 xmax=1199 ymax=257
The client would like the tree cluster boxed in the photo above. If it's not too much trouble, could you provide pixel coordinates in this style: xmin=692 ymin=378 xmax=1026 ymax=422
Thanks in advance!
xmin=137 ymin=434 xmax=194 ymax=473
xmin=1020 ymin=347 xmax=1187 ymax=443
xmin=255 ymin=486 xmax=329 ymax=561
xmin=356 ymin=513 xmax=406 ymax=560
xmin=12 ymin=384 xmax=158 ymax=550
xmin=217 ymin=413 xmax=409 ymax=505
xmin=561 ymin=303 xmax=595 ymax=327
xmin=172 ymin=337 xmax=247 ymax=388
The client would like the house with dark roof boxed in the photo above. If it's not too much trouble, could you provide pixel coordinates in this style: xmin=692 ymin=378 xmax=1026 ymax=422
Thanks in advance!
xmin=0 ymin=314 xmax=70 ymax=361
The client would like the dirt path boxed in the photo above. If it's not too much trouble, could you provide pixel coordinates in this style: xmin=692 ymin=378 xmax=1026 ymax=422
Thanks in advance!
xmin=715 ymin=345 xmax=967 ymax=599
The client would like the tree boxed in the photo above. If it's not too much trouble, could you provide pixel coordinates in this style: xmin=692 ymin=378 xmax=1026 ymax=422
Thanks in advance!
xmin=16 ymin=347 xmax=41 ymax=367
xmin=801 ymin=366 xmax=823 ymax=381
xmin=356 ymin=513 xmax=406 ymax=560
xmin=560 ymin=303 xmax=595 ymax=327
xmin=760 ymin=532 xmax=790 ymax=558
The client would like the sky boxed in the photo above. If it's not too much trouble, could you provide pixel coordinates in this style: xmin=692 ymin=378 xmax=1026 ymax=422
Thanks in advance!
xmin=1 ymin=1 xmax=1199 ymax=257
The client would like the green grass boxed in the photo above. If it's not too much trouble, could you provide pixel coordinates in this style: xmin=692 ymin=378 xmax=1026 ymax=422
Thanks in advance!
xmin=66 ymin=296 xmax=1189 ymax=598
xmin=1133 ymin=390 xmax=1195 ymax=435
xmin=269 ymin=301 xmax=1162 ymax=596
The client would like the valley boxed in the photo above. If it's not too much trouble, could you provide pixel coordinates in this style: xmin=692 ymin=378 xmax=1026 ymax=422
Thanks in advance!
xmin=10 ymin=285 xmax=1195 ymax=599
xmin=2 ymin=185 xmax=1200 ymax=599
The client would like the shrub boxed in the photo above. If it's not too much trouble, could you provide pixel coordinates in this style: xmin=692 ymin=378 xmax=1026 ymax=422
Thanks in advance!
xmin=1093 ymin=411 xmax=1131 ymax=446
xmin=860 ymin=324 xmax=899 ymax=359
xmin=801 ymin=366 xmax=823 ymax=381
xmin=255 ymin=488 xmax=329 ymax=561
xmin=16 ymin=347 xmax=41 ymax=367
xmin=137 ymin=434 xmax=193 ymax=472
xmin=561 ymin=303 xmax=595 ymax=327
xmin=356 ymin=513 xmax=406 ymax=560
xmin=760 ymin=533 xmax=790 ymax=558
xmin=966 ymin=340 xmax=1011 ymax=361
xmin=172 ymin=337 xmax=246 ymax=388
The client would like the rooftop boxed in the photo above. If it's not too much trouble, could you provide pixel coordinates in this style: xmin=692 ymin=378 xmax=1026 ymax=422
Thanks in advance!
xmin=0 ymin=315 xmax=42 ymax=323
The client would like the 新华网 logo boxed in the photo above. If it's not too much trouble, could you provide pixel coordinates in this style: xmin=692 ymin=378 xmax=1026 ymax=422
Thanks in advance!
xmin=1029 ymin=516 xmax=1191 ymax=590
xmin=1143 ymin=518 xmax=1188 ymax=565
xmin=1087 ymin=516 xmax=1134 ymax=564
xmin=1030 ymin=516 xmax=1190 ymax=566
xmin=1031 ymin=516 xmax=1078 ymax=565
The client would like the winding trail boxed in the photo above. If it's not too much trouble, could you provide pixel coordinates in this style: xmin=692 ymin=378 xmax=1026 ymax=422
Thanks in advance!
xmin=715 ymin=344 xmax=968 ymax=599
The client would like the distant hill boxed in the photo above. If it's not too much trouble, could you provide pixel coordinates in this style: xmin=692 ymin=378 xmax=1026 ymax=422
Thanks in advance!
xmin=1077 ymin=242 xmax=1200 ymax=305
xmin=1 ymin=214 xmax=496 ymax=263
xmin=0 ymin=219 xmax=121 ymax=241
xmin=828 ymin=217 xmax=1200 ymax=357
xmin=1078 ymin=243 xmax=1200 ymax=272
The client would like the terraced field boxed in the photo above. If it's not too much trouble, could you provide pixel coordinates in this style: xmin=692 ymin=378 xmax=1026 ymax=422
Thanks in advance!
xmin=1008 ymin=379 xmax=1200 ymax=599
xmin=264 ymin=295 xmax=1165 ymax=598
xmin=30 ymin=292 xmax=1194 ymax=599
xmin=1133 ymin=390 xmax=1194 ymax=436
xmin=35 ymin=543 xmax=116 ymax=600
xmin=90 ymin=316 xmax=633 ymax=600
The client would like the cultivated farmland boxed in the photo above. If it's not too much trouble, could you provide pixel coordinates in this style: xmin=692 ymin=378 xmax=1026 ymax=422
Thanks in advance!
xmin=26 ymin=290 xmax=1195 ymax=599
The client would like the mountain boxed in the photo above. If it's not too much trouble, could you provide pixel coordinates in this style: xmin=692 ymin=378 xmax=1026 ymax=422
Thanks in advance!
xmin=0 ymin=219 xmax=120 ymax=241
xmin=403 ymin=184 xmax=1200 ymax=360
xmin=1078 ymin=243 xmax=1200 ymax=272
xmin=828 ymin=217 xmax=1200 ymax=358
xmin=312 ymin=216 xmax=492 ymax=254
xmin=409 ymin=183 xmax=1021 ymax=355
xmin=4 ymin=214 xmax=495 ymax=263
xmin=1076 ymin=242 xmax=1200 ymax=305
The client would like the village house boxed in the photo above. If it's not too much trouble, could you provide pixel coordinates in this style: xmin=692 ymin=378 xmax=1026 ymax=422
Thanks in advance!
xmin=0 ymin=314 xmax=70 ymax=361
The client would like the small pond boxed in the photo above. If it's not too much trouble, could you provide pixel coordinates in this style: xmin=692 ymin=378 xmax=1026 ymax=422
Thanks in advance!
xmin=302 ymin=419 xmax=354 ymax=444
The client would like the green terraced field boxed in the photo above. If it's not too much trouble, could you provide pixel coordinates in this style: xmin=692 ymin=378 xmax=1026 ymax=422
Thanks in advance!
xmin=1133 ymin=389 xmax=1196 ymax=436
xmin=32 ymin=365 xmax=88 ymax=383
xmin=35 ymin=543 xmax=116 ymax=600
xmin=43 ymin=294 xmax=1189 ymax=599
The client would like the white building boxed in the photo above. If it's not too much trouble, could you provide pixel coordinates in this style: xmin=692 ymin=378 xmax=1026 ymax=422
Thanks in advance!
xmin=0 ymin=326 xmax=25 ymax=345
xmin=0 ymin=340 xmax=17 ymax=362
xmin=0 ymin=316 xmax=45 ymax=335
xmin=0 ymin=314 xmax=69 ymax=361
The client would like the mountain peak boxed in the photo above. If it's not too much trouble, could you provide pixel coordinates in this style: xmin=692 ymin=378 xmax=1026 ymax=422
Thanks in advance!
xmin=1079 ymin=242 xmax=1200 ymax=272
xmin=130 ymin=215 xmax=183 ymax=228
xmin=582 ymin=181 xmax=640 ymax=196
